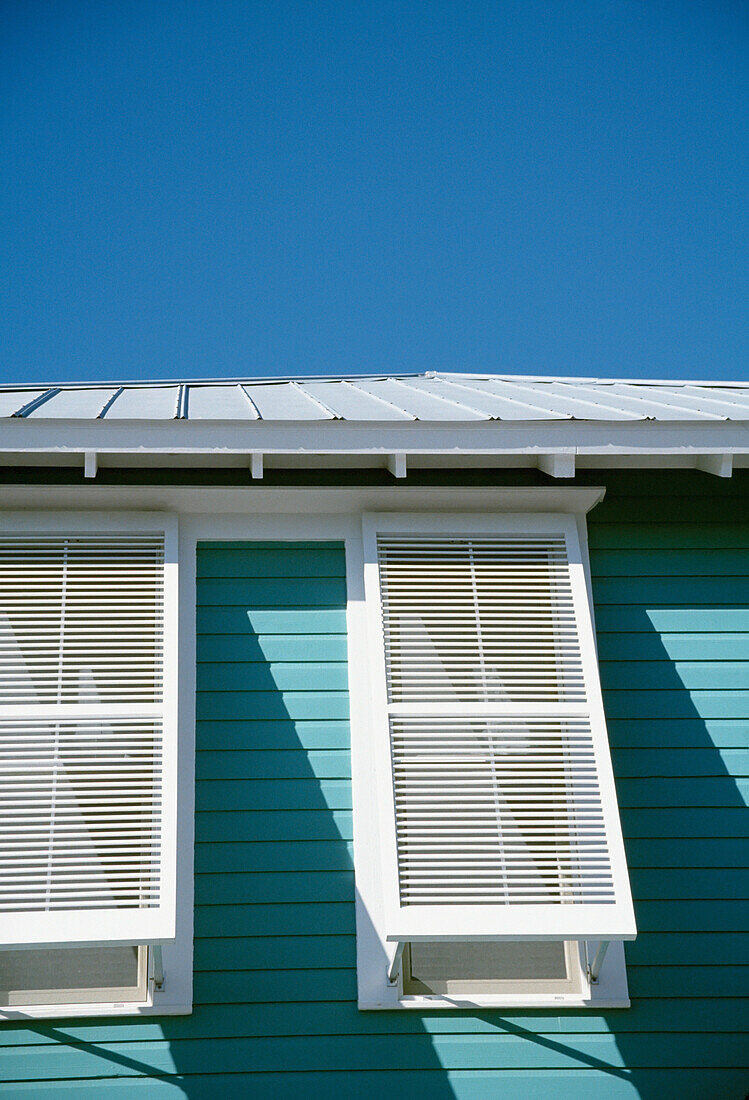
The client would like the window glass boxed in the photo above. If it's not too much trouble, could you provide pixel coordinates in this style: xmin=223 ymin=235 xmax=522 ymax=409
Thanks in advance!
xmin=0 ymin=945 xmax=147 ymax=1006
xmin=403 ymin=940 xmax=584 ymax=995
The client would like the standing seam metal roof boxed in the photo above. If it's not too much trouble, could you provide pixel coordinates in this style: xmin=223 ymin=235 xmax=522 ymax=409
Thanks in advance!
xmin=0 ymin=372 xmax=748 ymax=422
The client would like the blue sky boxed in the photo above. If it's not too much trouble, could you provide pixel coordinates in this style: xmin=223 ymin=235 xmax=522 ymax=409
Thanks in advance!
xmin=1 ymin=1 xmax=746 ymax=385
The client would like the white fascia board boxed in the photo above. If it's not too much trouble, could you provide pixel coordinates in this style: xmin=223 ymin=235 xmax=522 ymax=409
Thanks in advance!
xmin=1 ymin=418 xmax=748 ymax=456
xmin=0 ymin=486 xmax=608 ymax=517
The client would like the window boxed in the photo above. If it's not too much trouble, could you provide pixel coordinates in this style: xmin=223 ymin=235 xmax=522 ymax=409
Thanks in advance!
xmin=0 ymin=514 xmax=192 ymax=1019
xmin=0 ymin=945 xmax=148 ymax=1008
xmin=351 ymin=513 xmax=635 ymax=1009
xmin=401 ymin=940 xmax=585 ymax=997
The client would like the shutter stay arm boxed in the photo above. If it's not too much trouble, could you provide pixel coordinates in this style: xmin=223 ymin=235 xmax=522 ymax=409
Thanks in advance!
xmin=387 ymin=941 xmax=405 ymax=984
xmin=152 ymin=945 xmax=165 ymax=990
xmin=587 ymin=940 xmax=610 ymax=984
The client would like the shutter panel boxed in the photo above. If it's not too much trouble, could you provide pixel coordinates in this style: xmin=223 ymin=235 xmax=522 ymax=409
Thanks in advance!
xmin=0 ymin=529 xmax=177 ymax=947
xmin=363 ymin=514 xmax=635 ymax=943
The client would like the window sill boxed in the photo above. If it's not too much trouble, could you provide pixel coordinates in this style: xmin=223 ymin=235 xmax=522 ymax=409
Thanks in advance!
xmin=360 ymin=992 xmax=630 ymax=1010
xmin=0 ymin=998 xmax=192 ymax=1021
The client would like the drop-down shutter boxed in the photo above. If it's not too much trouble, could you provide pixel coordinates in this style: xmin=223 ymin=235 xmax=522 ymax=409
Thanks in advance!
xmin=0 ymin=518 xmax=178 ymax=947
xmin=362 ymin=513 xmax=635 ymax=944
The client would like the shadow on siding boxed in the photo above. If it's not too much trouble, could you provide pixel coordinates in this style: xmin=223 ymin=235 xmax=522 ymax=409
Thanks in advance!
xmin=591 ymin=507 xmax=749 ymax=1100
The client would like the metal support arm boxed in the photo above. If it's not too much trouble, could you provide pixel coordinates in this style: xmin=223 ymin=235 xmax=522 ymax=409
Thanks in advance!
xmin=387 ymin=941 xmax=405 ymax=984
xmin=152 ymin=945 xmax=165 ymax=990
xmin=588 ymin=940 xmax=610 ymax=984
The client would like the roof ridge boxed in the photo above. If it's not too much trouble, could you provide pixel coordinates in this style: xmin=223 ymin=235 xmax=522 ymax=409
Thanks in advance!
xmin=0 ymin=371 xmax=747 ymax=391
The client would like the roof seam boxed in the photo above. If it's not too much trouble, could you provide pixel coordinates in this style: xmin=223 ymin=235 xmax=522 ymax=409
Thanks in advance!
xmin=12 ymin=389 xmax=61 ymax=418
xmin=238 ymin=385 xmax=262 ymax=419
xmin=97 ymin=387 xmax=124 ymax=419
xmin=290 ymin=380 xmax=339 ymax=418
xmin=341 ymin=379 xmax=416 ymax=420
xmin=388 ymin=377 xmax=485 ymax=418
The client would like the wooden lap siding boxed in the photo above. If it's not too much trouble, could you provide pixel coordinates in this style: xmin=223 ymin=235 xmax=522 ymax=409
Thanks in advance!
xmin=0 ymin=474 xmax=747 ymax=1098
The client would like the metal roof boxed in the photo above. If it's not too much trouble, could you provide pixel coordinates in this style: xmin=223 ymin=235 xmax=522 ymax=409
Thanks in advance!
xmin=1 ymin=372 xmax=748 ymax=423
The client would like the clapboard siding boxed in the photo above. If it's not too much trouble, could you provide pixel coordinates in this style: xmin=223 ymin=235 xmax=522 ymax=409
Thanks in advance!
xmin=2 ymin=475 xmax=748 ymax=1099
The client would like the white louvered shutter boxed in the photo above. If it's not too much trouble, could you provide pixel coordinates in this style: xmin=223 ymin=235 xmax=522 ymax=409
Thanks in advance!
xmin=363 ymin=514 xmax=635 ymax=943
xmin=0 ymin=522 xmax=178 ymax=947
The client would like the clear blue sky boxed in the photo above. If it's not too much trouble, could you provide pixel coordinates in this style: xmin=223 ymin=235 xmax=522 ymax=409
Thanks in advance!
xmin=1 ymin=0 xmax=746 ymax=385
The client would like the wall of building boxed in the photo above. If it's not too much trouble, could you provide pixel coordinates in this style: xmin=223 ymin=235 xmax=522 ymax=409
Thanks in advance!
xmin=0 ymin=471 xmax=747 ymax=1097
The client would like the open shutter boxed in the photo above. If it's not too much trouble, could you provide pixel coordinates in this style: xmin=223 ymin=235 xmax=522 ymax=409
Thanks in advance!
xmin=0 ymin=523 xmax=178 ymax=947
xmin=363 ymin=513 xmax=635 ymax=943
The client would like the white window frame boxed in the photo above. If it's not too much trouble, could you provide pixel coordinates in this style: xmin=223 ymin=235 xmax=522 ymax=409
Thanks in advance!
xmin=0 ymin=511 xmax=194 ymax=1019
xmin=348 ymin=510 xmax=632 ymax=1009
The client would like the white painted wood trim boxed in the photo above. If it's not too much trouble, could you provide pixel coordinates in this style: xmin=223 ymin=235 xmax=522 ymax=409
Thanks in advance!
xmin=538 ymin=452 xmax=575 ymax=478
xmin=697 ymin=453 xmax=733 ymax=477
xmin=1 ymin=416 xmax=748 ymax=456
xmin=0 ymin=485 xmax=608 ymax=518
xmin=387 ymin=452 xmax=407 ymax=478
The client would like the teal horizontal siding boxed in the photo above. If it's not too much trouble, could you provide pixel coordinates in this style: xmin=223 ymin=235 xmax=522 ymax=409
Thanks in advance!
xmin=194 ymin=719 xmax=351 ymax=750
xmin=598 ymin=633 xmax=749 ymax=661
xmin=588 ymin=521 xmax=749 ymax=549
xmin=197 ymin=635 xmax=349 ymax=661
xmin=196 ymin=689 xmax=350 ymax=720
xmin=194 ymin=902 xmax=354 ymax=938
xmin=195 ymin=778 xmax=352 ymax=810
xmin=611 ymin=747 xmax=747 ymax=776
xmin=196 ymin=661 xmax=350 ymax=691
xmin=601 ymin=689 xmax=749 ymax=720
xmin=7 ymin=481 xmax=749 ymax=1098
xmin=195 ymin=808 xmax=353 ymax=841
xmin=197 ymin=576 xmax=347 ymax=605
xmin=197 ymin=546 xmax=345 ymax=578
xmin=1 ymin=997 xmax=747 ymax=1046
xmin=4 ymin=1069 xmax=748 ymax=1100
xmin=600 ymin=661 xmax=749 ymax=690
xmin=197 ymin=607 xmax=347 ymax=634
xmin=1 ymin=1031 xmax=747 ymax=1080
xmin=3 ymin=1069 xmax=749 ymax=1100
xmin=195 ymin=749 xmax=352 ymax=780
xmin=606 ymin=718 xmax=748 ymax=748
xmin=595 ymin=606 xmax=749 ymax=632
xmin=621 ymin=808 xmax=749 ymax=837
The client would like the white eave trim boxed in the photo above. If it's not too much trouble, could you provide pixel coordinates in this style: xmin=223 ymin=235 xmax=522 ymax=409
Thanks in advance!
xmin=0 ymin=418 xmax=747 ymax=458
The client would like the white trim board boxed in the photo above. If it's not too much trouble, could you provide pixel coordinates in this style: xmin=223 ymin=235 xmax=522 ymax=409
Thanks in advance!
xmin=0 ymin=485 xmax=606 ymax=516
xmin=1 ymin=416 xmax=748 ymax=454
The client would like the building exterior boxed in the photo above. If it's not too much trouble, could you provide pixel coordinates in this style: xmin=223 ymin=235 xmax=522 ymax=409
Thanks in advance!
xmin=0 ymin=373 xmax=746 ymax=1097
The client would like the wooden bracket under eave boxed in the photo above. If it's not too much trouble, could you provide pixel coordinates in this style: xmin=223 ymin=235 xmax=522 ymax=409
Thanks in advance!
xmin=387 ymin=453 xmax=407 ymax=479
xmin=696 ymin=453 xmax=733 ymax=478
xmin=538 ymin=453 xmax=576 ymax=478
